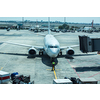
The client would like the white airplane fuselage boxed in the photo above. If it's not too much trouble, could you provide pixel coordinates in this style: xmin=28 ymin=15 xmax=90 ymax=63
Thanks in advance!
xmin=44 ymin=34 xmax=60 ymax=58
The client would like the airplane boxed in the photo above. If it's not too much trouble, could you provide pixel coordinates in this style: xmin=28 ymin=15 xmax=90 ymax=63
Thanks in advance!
xmin=0 ymin=17 xmax=79 ymax=62
xmin=7 ymin=28 xmax=10 ymax=31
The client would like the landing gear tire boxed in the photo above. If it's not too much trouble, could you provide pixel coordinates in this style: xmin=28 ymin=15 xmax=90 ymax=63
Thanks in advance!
xmin=60 ymin=52 xmax=62 ymax=55
xmin=39 ymin=51 xmax=43 ymax=55
xmin=59 ymin=51 xmax=62 ymax=56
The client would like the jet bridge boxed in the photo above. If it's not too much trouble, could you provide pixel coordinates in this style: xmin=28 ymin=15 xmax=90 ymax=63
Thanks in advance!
xmin=79 ymin=35 xmax=100 ymax=53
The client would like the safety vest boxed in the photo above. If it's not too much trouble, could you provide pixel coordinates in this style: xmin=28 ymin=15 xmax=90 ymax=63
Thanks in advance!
xmin=52 ymin=62 xmax=55 ymax=65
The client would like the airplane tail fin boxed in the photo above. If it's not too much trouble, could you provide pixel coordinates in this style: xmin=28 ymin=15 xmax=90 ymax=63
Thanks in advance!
xmin=48 ymin=17 xmax=51 ymax=34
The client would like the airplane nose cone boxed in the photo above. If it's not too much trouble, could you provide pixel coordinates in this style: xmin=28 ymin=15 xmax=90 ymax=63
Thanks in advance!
xmin=53 ymin=50 xmax=58 ymax=54
xmin=50 ymin=49 xmax=59 ymax=57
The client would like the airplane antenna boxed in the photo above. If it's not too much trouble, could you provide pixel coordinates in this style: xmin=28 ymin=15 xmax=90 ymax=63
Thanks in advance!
xmin=48 ymin=17 xmax=50 ymax=34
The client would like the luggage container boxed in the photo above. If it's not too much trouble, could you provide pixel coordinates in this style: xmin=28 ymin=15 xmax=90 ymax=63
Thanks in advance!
xmin=77 ymin=78 xmax=98 ymax=84
xmin=53 ymin=79 xmax=72 ymax=84
xmin=0 ymin=71 xmax=10 ymax=84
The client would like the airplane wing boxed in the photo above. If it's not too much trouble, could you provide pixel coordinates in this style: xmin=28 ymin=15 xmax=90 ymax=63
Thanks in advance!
xmin=33 ymin=33 xmax=46 ymax=36
xmin=53 ymin=33 xmax=67 ymax=36
xmin=1 ymin=41 xmax=44 ymax=50
xmin=60 ymin=45 xmax=79 ymax=50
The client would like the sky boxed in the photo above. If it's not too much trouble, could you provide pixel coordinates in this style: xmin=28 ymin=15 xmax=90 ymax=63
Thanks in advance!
xmin=0 ymin=17 xmax=100 ymax=23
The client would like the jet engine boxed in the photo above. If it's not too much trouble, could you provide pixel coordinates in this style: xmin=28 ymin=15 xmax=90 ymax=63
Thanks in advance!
xmin=66 ymin=48 xmax=75 ymax=56
xmin=28 ymin=48 xmax=36 ymax=55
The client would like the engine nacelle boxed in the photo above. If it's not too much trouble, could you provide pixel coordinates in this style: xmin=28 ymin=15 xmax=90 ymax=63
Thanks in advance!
xmin=66 ymin=48 xmax=75 ymax=56
xmin=28 ymin=48 xmax=36 ymax=55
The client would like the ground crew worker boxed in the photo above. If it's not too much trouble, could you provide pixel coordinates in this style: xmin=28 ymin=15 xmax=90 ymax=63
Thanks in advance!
xmin=52 ymin=61 xmax=55 ymax=71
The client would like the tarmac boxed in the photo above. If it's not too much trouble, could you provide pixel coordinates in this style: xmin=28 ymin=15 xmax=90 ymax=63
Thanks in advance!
xmin=0 ymin=29 xmax=100 ymax=84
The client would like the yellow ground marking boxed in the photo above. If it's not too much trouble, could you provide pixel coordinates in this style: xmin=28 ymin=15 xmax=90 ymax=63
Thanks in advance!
xmin=0 ymin=67 xmax=3 ymax=70
xmin=46 ymin=66 xmax=58 ymax=79
xmin=53 ymin=66 xmax=54 ymax=71
xmin=46 ymin=69 xmax=62 ymax=71
xmin=52 ymin=66 xmax=57 ymax=79
xmin=54 ymin=70 xmax=57 ymax=79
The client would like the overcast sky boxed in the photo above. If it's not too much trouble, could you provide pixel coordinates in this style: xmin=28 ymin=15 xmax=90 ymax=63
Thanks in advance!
xmin=0 ymin=17 xmax=100 ymax=23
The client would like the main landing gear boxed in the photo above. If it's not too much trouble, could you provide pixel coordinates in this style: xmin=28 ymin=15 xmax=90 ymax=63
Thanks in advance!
xmin=59 ymin=50 xmax=62 ymax=56
xmin=39 ymin=50 xmax=43 ymax=55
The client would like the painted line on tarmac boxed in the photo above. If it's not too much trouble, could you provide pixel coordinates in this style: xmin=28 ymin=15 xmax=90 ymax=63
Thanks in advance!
xmin=0 ymin=67 xmax=3 ymax=70
xmin=46 ymin=69 xmax=62 ymax=71
xmin=54 ymin=70 xmax=57 ymax=79
xmin=88 ymin=72 xmax=100 ymax=78
xmin=46 ymin=67 xmax=58 ymax=79
xmin=67 ymin=59 xmax=80 ymax=78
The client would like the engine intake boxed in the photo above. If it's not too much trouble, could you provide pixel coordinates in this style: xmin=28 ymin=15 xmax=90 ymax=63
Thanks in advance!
xmin=66 ymin=48 xmax=75 ymax=56
xmin=28 ymin=48 xmax=36 ymax=55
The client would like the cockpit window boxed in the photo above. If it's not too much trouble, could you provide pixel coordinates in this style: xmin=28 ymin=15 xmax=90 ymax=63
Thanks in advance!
xmin=48 ymin=45 xmax=58 ymax=48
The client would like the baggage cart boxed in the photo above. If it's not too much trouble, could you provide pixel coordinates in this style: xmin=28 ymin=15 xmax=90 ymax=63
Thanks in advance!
xmin=0 ymin=71 xmax=10 ymax=84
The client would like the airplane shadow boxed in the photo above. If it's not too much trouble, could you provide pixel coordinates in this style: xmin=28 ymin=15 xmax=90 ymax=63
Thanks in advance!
xmin=57 ymin=53 xmax=97 ymax=59
xmin=0 ymin=52 xmax=28 ymax=56
xmin=74 ymin=66 xmax=100 ymax=72
xmin=58 ymin=55 xmax=74 ymax=59
xmin=0 ymin=43 xmax=3 ymax=45
xmin=0 ymin=52 xmax=97 ymax=68
xmin=0 ymin=52 xmax=58 ymax=67
xmin=74 ymin=53 xmax=97 ymax=57
xmin=41 ymin=55 xmax=58 ymax=67
xmin=27 ymin=51 xmax=58 ymax=67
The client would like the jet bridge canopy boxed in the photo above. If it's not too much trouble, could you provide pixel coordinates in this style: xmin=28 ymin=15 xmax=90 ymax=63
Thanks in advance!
xmin=79 ymin=35 xmax=100 ymax=53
